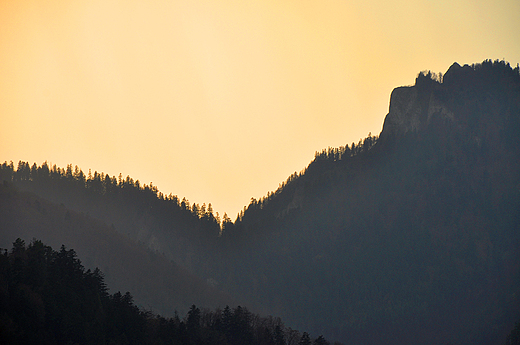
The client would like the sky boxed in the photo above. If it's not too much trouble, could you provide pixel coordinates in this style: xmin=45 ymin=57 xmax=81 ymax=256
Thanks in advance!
xmin=1 ymin=0 xmax=519 ymax=218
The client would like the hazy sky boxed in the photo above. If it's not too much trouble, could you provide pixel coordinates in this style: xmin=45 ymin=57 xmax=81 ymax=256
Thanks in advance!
xmin=1 ymin=0 xmax=519 ymax=217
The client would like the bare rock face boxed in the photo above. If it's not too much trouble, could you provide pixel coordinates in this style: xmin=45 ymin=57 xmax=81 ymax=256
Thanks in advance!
xmin=378 ymin=61 xmax=520 ymax=147
xmin=384 ymin=86 xmax=421 ymax=136
xmin=379 ymin=72 xmax=453 ymax=143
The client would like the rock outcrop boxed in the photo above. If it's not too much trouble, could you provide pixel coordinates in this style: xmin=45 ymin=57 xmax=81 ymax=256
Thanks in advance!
xmin=378 ymin=60 xmax=520 ymax=147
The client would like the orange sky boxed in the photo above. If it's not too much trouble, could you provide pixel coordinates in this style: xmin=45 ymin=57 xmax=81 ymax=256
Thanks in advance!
xmin=1 ymin=0 xmax=519 ymax=218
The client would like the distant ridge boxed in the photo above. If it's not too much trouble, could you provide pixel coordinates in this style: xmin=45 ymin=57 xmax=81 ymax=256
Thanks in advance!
xmin=0 ymin=181 xmax=234 ymax=317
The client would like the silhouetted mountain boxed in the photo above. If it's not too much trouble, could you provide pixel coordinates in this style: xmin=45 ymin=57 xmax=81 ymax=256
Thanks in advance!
xmin=218 ymin=59 xmax=520 ymax=344
xmin=2 ymin=59 xmax=519 ymax=344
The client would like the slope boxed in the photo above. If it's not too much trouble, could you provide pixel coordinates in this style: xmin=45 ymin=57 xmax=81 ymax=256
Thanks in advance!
xmin=0 ymin=181 xmax=234 ymax=317
xmin=0 ymin=161 xmax=225 ymax=290
xmin=220 ymin=60 xmax=520 ymax=344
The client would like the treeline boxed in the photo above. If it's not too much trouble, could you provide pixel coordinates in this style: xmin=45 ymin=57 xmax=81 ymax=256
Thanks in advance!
xmin=416 ymin=59 xmax=520 ymax=85
xmin=228 ymin=132 xmax=379 ymax=228
xmin=0 ymin=131 xmax=379 ymax=233
xmin=1 ymin=238 xmax=145 ymax=344
xmin=0 ymin=160 xmax=224 ymax=226
xmin=0 ymin=238 xmax=333 ymax=345
xmin=313 ymin=133 xmax=378 ymax=162
xmin=0 ymin=160 xmax=225 ymax=271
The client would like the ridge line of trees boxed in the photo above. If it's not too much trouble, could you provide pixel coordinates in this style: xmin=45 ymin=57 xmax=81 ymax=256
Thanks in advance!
xmin=0 ymin=160 xmax=223 ymax=228
xmin=0 ymin=132 xmax=379 ymax=229
xmin=313 ymin=133 xmax=378 ymax=162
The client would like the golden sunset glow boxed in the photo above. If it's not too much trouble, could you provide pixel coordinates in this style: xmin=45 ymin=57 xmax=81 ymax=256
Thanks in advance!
xmin=1 ymin=0 xmax=519 ymax=217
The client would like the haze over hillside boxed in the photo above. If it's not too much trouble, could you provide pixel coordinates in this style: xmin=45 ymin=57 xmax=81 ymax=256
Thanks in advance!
xmin=2 ymin=60 xmax=520 ymax=344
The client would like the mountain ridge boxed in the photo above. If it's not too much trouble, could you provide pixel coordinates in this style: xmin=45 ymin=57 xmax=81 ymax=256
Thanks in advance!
xmin=2 ymin=59 xmax=520 ymax=344
xmin=219 ymin=59 xmax=520 ymax=343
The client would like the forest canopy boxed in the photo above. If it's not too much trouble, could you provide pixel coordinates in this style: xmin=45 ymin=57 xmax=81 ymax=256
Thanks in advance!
xmin=0 ymin=238 xmax=333 ymax=345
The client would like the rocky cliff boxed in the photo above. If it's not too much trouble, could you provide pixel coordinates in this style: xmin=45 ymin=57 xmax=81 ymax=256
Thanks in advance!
xmin=379 ymin=61 xmax=520 ymax=148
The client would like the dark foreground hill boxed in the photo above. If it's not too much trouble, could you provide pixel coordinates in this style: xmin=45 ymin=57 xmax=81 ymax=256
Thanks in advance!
xmin=0 ymin=238 xmax=328 ymax=345
xmin=2 ymin=59 xmax=520 ymax=344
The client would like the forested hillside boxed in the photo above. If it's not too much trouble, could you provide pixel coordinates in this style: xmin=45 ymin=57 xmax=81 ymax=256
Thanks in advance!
xmin=2 ymin=59 xmax=519 ymax=344
xmin=0 ymin=239 xmax=331 ymax=345
xmin=222 ymin=60 xmax=520 ymax=343
xmin=0 ymin=160 xmax=222 ymax=278
xmin=0 ymin=181 xmax=233 ymax=317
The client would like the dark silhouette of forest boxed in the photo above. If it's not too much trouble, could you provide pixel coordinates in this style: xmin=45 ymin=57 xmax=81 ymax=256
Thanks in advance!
xmin=1 ymin=59 xmax=520 ymax=344
xmin=0 ymin=238 xmax=332 ymax=345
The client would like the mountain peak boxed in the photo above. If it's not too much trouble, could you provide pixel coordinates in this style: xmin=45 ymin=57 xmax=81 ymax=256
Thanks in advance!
xmin=378 ymin=59 xmax=520 ymax=145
